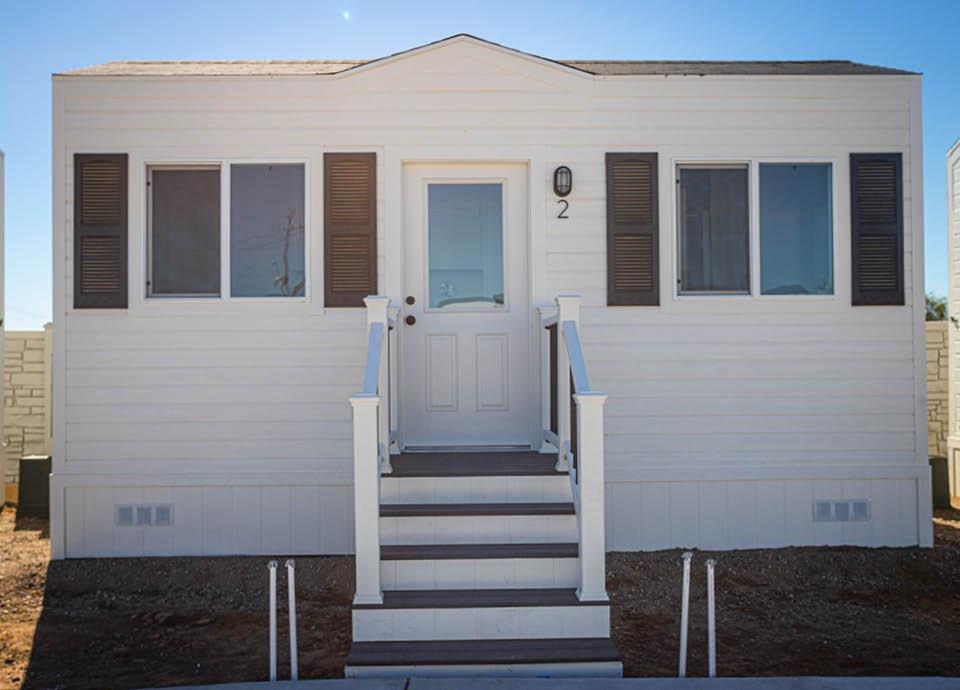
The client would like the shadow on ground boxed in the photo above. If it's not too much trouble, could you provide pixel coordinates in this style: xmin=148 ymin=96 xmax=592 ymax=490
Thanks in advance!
xmin=3 ymin=508 xmax=960 ymax=688
xmin=0 ymin=507 xmax=354 ymax=690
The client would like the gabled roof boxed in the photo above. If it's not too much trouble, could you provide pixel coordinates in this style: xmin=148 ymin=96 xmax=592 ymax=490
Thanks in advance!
xmin=57 ymin=33 xmax=917 ymax=77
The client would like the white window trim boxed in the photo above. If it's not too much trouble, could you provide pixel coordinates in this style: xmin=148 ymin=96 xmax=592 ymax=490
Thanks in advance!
xmin=420 ymin=176 xmax=510 ymax=315
xmin=671 ymin=157 xmax=839 ymax=301
xmin=146 ymin=163 xmax=222 ymax=299
xmin=674 ymin=161 xmax=753 ymax=298
xmin=752 ymin=157 xmax=839 ymax=301
xmin=142 ymin=157 xmax=311 ymax=304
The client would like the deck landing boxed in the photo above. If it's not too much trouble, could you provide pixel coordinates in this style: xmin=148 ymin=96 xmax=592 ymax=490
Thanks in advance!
xmin=390 ymin=451 xmax=561 ymax=477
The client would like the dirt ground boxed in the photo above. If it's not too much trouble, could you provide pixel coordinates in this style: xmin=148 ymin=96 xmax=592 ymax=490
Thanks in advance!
xmin=1 ymin=507 xmax=959 ymax=689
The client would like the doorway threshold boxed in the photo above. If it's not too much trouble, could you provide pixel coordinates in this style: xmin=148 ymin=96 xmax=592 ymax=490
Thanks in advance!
xmin=401 ymin=444 xmax=532 ymax=454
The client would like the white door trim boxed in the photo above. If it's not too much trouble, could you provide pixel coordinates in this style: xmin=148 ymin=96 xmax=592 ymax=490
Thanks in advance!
xmin=398 ymin=161 xmax=536 ymax=449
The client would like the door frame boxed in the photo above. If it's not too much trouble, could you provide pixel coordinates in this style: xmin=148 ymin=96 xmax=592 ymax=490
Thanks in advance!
xmin=395 ymin=159 xmax=538 ymax=451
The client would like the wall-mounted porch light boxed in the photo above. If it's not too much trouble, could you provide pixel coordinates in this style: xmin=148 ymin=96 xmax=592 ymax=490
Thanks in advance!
xmin=553 ymin=165 xmax=572 ymax=197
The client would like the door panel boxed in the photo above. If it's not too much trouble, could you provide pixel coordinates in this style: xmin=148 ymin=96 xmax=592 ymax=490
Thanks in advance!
xmin=426 ymin=334 xmax=458 ymax=411
xmin=401 ymin=164 xmax=532 ymax=447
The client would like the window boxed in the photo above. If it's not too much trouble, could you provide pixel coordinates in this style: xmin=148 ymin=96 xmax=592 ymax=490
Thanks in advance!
xmin=147 ymin=161 xmax=308 ymax=300
xmin=148 ymin=166 xmax=221 ymax=297
xmin=427 ymin=183 xmax=504 ymax=309
xmin=760 ymin=163 xmax=833 ymax=295
xmin=230 ymin=164 xmax=306 ymax=297
xmin=678 ymin=166 xmax=749 ymax=294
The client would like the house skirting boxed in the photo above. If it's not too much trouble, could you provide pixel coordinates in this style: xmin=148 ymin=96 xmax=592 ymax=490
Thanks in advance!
xmin=51 ymin=463 xmax=932 ymax=558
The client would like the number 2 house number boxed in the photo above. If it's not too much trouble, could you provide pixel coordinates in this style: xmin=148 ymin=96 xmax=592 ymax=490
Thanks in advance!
xmin=556 ymin=199 xmax=569 ymax=219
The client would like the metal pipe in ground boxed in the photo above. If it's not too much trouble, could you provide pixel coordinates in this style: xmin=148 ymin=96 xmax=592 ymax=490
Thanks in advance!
xmin=678 ymin=550 xmax=693 ymax=677
xmin=268 ymin=560 xmax=278 ymax=682
xmin=286 ymin=559 xmax=298 ymax=681
xmin=707 ymin=558 xmax=717 ymax=678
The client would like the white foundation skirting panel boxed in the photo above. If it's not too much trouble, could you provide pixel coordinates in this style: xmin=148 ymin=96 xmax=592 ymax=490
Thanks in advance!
xmin=55 ymin=470 xmax=929 ymax=558
xmin=605 ymin=474 xmax=928 ymax=551
xmin=58 ymin=480 xmax=354 ymax=558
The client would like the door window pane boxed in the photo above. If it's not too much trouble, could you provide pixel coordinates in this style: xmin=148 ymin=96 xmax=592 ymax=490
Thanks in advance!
xmin=150 ymin=167 xmax=220 ymax=296
xmin=231 ymin=164 xmax=306 ymax=297
xmin=760 ymin=163 xmax=834 ymax=295
xmin=679 ymin=167 xmax=749 ymax=293
xmin=427 ymin=183 xmax=504 ymax=309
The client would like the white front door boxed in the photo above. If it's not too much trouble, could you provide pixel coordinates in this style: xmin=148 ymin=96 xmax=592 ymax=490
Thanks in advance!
xmin=401 ymin=163 xmax=532 ymax=447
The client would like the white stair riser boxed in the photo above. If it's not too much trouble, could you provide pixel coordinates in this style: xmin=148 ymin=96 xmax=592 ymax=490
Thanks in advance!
xmin=380 ymin=514 xmax=577 ymax=545
xmin=381 ymin=475 xmax=570 ymax=504
xmin=346 ymin=661 xmax=624 ymax=678
xmin=381 ymin=557 xmax=578 ymax=590
xmin=352 ymin=605 xmax=609 ymax=641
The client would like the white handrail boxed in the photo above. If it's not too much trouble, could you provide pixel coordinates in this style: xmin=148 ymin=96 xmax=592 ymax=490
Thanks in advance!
xmin=551 ymin=294 xmax=608 ymax=603
xmin=562 ymin=320 xmax=590 ymax=395
xmin=361 ymin=321 xmax=384 ymax=395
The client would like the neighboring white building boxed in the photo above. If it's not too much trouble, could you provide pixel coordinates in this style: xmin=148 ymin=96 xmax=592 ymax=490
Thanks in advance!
xmin=51 ymin=35 xmax=929 ymax=675
xmin=948 ymin=139 xmax=960 ymax=503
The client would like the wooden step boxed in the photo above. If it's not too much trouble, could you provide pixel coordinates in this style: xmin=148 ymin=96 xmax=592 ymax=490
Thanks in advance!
xmin=352 ymin=588 xmax=611 ymax=641
xmin=346 ymin=637 xmax=621 ymax=667
xmin=381 ymin=543 xmax=578 ymax=560
xmin=380 ymin=502 xmax=575 ymax=517
xmin=354 ymin=588 xmax=603 ymax=609
xmin=390 ymin=451 xmax=562 ymax=477
xmin=381 ymin=473 xmax=571 ymax=505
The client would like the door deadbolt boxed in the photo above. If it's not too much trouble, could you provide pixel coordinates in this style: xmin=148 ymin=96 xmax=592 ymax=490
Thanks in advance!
xmin=405 ymin=295 xmax=415 ymax=305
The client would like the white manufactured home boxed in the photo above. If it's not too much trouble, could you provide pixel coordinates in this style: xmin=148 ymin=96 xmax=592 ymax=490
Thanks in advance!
xmin=52 ymin=35 xmax=930 ymax=675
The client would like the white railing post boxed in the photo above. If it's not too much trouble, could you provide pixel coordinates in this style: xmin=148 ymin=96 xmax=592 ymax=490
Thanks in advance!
xmin=350 ymin=393 xmax=382 ymax=605
xmin=575 ymin=390 xmax=608 ymax=602
xmin=363 ymin=296 xmax=392 ymax=475
xmin=387 ymin=305 xmax=401 ymax=456
xmin=537 ymin=306 xmax=557 ymax=454
xmin=555 ymin=294 xmax=581 ymax=472
xmin=351 ymin=295 xmax=390 ymax=606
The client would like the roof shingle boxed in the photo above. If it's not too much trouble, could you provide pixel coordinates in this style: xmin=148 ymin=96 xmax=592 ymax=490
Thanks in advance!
xmin=56 ymin=35 xmax=916 ymax=77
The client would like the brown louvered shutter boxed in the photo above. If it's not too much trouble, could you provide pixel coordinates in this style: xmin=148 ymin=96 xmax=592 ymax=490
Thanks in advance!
xmin=324 ymin=153 xmax=377 ymax=307
xmin=850 ymin=153 xmax=904 ymax=306
xmin=606 ymin=153 xmax=659 ymax=306
xmin=74 ymin=154 xmax=128 ymax=309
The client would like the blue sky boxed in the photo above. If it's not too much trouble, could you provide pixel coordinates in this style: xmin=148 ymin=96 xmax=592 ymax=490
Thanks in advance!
xmin=1 ymin=0 xmax=957 ymax=329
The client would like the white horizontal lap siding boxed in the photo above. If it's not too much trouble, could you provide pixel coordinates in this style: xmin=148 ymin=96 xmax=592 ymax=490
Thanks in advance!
xmin=62 ymin=312 xmax=365 ymax=469
xmin=53 ymin=39 xmax=923 ymax=555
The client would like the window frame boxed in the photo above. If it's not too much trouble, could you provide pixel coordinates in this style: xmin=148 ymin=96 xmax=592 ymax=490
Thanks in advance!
xmin=675 ymin=161 xmax=752 ymax=297
xmin=753 ymin=157 xmax=839 ymax=301
xmin=422 ymin=177 xmax=509 ymax=314
xmin=146 ymin=163 xmax=222 ymax=299
xmin=143 ymin=158 xmax=311 ymax=304
xmin=671 ymin=157 xmax=839 ymax=300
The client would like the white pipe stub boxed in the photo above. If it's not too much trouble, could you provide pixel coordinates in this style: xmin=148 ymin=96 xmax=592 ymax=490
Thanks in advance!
xmin=678 ymin=551 xmax=694 ymax=678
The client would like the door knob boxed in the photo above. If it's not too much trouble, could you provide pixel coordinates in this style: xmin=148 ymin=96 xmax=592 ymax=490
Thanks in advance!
xmin=405 ymin=315 xmax=416 ymax=326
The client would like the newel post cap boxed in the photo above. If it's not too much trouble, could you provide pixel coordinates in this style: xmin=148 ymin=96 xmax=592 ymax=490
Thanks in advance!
xmin=349 ymin=393 xmax=381 ymax=408
xmin=573 ymin=391 xmax=607 ymax=406
xmin=363 ymin=295 xmax=391 ymax=324
xmin=555 ymin=293 xmax=582 ymax=323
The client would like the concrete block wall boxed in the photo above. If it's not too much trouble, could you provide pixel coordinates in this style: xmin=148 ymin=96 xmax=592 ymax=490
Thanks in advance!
xmin=927 ymin=320 xmax=949 ymax=459
xmin=3 ymin=326 xmax=52 ymax=485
